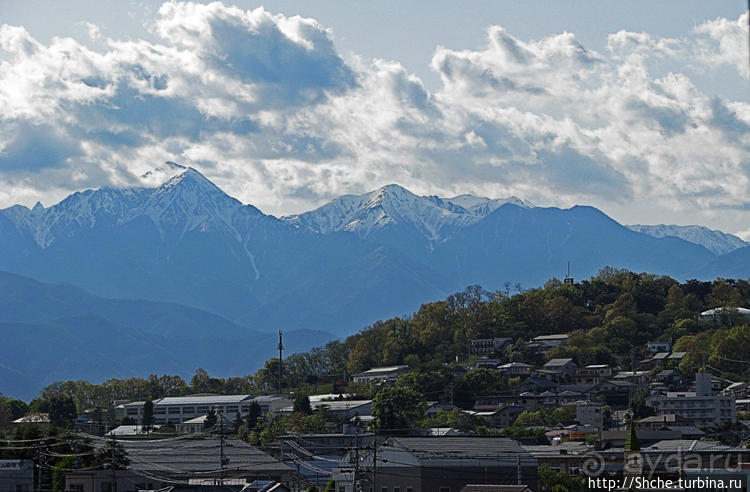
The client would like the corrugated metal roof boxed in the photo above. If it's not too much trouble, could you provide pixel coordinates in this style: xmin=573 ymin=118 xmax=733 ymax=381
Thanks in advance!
xmin=119 ymin=438 xmax=292 ymax=474
xmin=390 ymin=437 xmax=531 ymax=459
xmin=155 ymin=395 xmax=253 ymax=406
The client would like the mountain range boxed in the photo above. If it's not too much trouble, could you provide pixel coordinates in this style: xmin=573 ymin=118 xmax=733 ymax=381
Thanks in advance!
xmin=1 ymin=165 xmax=748 ymax=396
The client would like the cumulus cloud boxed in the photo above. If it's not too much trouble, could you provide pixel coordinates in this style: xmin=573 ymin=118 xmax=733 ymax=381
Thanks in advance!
xmin=0 ymin=3 xmax=748 ymax=236
xmin=694 ymin=12 xmax=750 ymax=78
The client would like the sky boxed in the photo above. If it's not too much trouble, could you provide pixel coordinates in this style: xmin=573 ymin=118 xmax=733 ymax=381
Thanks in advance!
xmin=1 ymin=1 xmax=749 ymax=237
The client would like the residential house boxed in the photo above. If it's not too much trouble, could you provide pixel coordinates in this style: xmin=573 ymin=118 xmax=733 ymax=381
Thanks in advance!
xmin=532 ymin=334 xmax=569 ymax=347
xmin=497 ymin=362 xmax=533 ymax=378
xmin=470 ymin=338 xmax=512 ymax=357
xmin=575 ymin=365 xmax=614 ymax=386
xmin=634 ymin=415 xmax=687 ymax=432
xmin=522 ymin=442 xmax=594 ymax=475
xmin=543 ymin=359 xmax=577 ymax=379
xmin=647 ymin=341 xmax=672 ymax=353
xmin=475 ymin=359 xmax=504 ymax=369
xmin=425 ymin=402 xmax=459 ymax=417
xmin=516 ymin=378 xmax=556 ymax=394
xmin=654 ymin=370 xmax=682 ymax=386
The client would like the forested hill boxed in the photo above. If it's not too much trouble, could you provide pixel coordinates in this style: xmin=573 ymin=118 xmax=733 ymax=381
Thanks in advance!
xmin=20 ymin=268 xmax=750 ymax=415
xmin=274 ymin=268 xmax=750 ymax=387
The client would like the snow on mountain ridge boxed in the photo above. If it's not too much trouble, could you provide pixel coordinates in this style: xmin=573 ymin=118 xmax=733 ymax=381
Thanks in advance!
xmin=282 ymin=183 xmax=534 ymax=246
xmin=1 ymin=166 xmax=252 ymax=249
xmin=626 ymin=224 xmax=747 ymax=256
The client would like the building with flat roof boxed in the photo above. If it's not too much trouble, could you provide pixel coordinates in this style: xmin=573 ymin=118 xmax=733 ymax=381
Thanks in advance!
xmin=117 ymin=395 xmax=292 ymax=426
xmin=647 ymin=373 xmax=736 ymax=426
xmin=351 ymin=365 xmax=410 ymax=384
xmin=0 ymin=460 xmax=33 ymax=492
xmin=335 ymin=437 xmax=538 ymax=492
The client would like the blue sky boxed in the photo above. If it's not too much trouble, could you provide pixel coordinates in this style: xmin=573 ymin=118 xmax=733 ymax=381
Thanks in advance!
xmin=1 ymin=1 xmax=749 ymax=237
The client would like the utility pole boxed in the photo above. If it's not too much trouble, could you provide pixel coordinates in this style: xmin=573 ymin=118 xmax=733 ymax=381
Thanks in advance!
xmin=35 ymin=442 xmax=41 ymax=492
xmin=353 ymin=432 xmax=359 ymax=492
xmin=110 ymin=433 xmax=116 ymax=492
xmin=219 ymin=411 xmax=227 ymax=485
xmin=371 ymin=437 xmax=377 ymax=492
xmin=278 ymin=330 xmax=284 ymax=394
xmin=73 ymin=423 xmax=80 ymax=469
xmin=517 ymin=454 xmax=522 ymax=485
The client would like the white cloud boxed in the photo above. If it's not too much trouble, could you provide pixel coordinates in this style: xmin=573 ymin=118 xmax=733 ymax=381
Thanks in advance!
xmin=0 ymin=4 xmax=748 ymax=236
xmin=694 ymin=12 xmax=750 ymax=78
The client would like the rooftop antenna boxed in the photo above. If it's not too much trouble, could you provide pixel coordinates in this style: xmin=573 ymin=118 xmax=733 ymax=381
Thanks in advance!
xmin=563 ymin=261 xmax=574 ymax=285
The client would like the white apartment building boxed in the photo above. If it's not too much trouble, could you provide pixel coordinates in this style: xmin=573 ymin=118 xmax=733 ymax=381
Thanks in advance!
xmin=647 ymin=372 xmax=736 ymax=426
xmin=117 ymin=394 xmax=292 ymax=426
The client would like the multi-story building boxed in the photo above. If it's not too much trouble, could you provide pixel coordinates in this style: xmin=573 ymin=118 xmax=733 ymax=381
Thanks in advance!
xmin=647 ymin=373 xmax=736 ymax=426
xmin=575 ymin=400 xmax=604 ymax=430
xmin=352 ymin=365 xmax=410 ymax=384
xmin=117 ymin=394 xmax=292 ymax=426
xmin=470 ymin=338 xmax=512 ymax=357
xmin=0 ymin=460 xmax=33 ymax=492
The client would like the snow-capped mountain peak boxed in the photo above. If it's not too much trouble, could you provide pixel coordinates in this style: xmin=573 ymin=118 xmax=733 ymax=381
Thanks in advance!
xmin=627 ymin=224 xmax=747 ymax=256
xmin=282 ymin=184 xmax=534 ymax=246
xmin=1 ymin=165 xmax=249 ymax=248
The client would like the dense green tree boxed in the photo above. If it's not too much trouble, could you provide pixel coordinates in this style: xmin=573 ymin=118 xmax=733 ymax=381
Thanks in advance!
xmin=0 ymin=399 xmax=11 ymax=427
xmin=48 ymin=394 xmax=77 ymax=427
xmin=203 ymin=408 xmax=217 ymax=430
xmin=4 ymin=399 xmax=29 ymax=420
xmin=293 ymin=393 xmax=313 ymax=415
xmin=707 ymin=281 xmax=743 ymax=308
xmin=246 ymin=401 xmax=262 ymax=430
xmin=52 ymin=456 xmax=75 ymax=492
xmin=538 ymin=464 xmax=585 ymax=492
xmin=142 ymin=400 xmax=154 ymax=432
xmin=372 ymin=386 xmax=425 ymax=431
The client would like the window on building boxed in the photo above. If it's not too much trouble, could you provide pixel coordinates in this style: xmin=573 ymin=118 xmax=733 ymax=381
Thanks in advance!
xmin=394 ymin=488 xmax=400 ymax=492
xmin=101 ymin=482 xmax=116 ymax=492
xmin=381 ymin=488 xmax=387 ymax=492
xmin=69 ymin=485 xmax=83 ymax=492
xmin=168 ymin=407 xmax=181 ymax=414
xmin=439 ymin=488 xmax=450 ymax=492
xmin=406 ymin=488 xmax=413 ymax=492
xmin=16 ymin=485 xmax=30 ymax=492
xmin=127 ymin=408 xmax=139 ymax=416
xmin=197 ymin=406 xmax=209 ymax=413
xmin=241 ymin=405 xmax=249 ymax=413
xmin=183 ymin=407 xmax=195 ymax=414
xmin=154 ymin=408 xmax=166 ymax=415
xmin=227 ymin=405 xmax=238 ymax=413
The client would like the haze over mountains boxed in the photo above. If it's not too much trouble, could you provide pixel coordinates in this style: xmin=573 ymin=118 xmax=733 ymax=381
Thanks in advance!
xmin=1 ymin=165 xmax=748 ymax=396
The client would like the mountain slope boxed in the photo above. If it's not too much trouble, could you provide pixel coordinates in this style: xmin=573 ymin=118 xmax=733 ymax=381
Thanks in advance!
xmin=627 ymin=224 xmax=746 ymax=256
xmin=0 ymin=271 xmax=335 ymax=400
xmin=690 ymin=245 xmax=750 ymax=280
xmin=0 ymin=168 xmax=450 ymax=334
xmin=433 ymin=204 xmax=717 ymax=289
